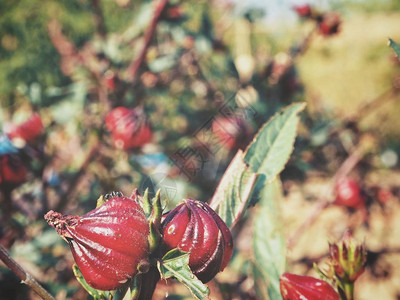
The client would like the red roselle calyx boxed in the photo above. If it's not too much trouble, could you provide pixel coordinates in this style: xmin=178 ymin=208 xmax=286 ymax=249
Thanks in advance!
xmin=334 ymin=178 xmax=365 ymax=209
xmin=212 ymin=116 xmax=252 ymax=150
xmin=45 ymin=195 xmax=150 ymax=291
xmin=280 ymin=272 xmax=340 ymax=300
xmin=0 ymin=154 xmax=27 ymax=187
xmin=105 ymin=107 xmax=153 ymax=150
xmin=6 ymin=113 xmax=43 ymax=143
xmin=318 ymin=12 xmax=341 ymax=36
xmin=161 ymin=199 xmax=233 ymax=283
xmin=293 ymin=4 xmax=312 ymax=18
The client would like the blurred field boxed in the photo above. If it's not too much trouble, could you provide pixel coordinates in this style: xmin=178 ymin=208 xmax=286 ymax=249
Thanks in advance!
xmin=282 ymin=175 xmax=400 ymax=300
xmin=1 ymin=1 xmax=400 ymax=299
xmin=298 ymin=11 xmax=400 ymax=139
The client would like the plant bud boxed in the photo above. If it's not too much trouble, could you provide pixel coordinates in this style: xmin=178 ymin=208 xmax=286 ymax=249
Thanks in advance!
xmin=329 ymin=232 xmax=366 ymax=283
xmin=280 ymin=272 xmax=340 ymax=300
xmin=105 ymin=107 xmax=153 ymax=150
xmin=162 ymin=199 xmax=233 ymax=283
xmin=45 ymin=195 xmax=150 ymax=291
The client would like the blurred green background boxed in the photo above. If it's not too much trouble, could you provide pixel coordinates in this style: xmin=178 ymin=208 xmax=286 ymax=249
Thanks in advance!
xmin=1 ymin=0 xmax=400 ymax=299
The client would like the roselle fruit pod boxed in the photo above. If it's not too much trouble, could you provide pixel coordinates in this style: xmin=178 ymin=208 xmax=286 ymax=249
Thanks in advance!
xmin=334 ymin=178 xmax=365 ymax=209
xmin=161 ymin=199 xmax=233 ymax=283
xmin=105 ymin=107 xmax=153 ymax=150
xmin=6 ymin=113 xmax=43 ymax=143
xmin=318 ymin=12 xmax=341 ymax=36
xmin=329 ymin=232 xmax=366 ymax=283
xmin=0 ymin=154 xmax=27 ymax=187
xmin=45 ymin=195 xmax=150 ymax=291
xmin=293 ymin=4 xmax=312 ymax=18
xmin=280 ymin=272 xmax=340 ymax=300
xmin=211 ymin=116 xmax=252 ymax=150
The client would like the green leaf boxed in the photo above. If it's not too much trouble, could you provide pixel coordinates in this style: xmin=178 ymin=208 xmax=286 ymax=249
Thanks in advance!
xmin=389 ymin=38 xmax=400 ymax=58
xmin=157 ymin=249 xmax=210 ymax=300
xmin=209 ymin=150 xmax=259 ymax=228
xmin=244 ymin=103 xmax=306 ymax=183
xmin=252 ymin=180 xmax=286 ymax=300
xmin=72 ymin=264 xmax=110 ymax=300
xmin=142 ymin=188 xmax=152 ymax=218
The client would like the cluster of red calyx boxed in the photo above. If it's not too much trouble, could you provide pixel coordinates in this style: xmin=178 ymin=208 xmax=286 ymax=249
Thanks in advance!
xmin=280 ymin=272 xmax=339 ymax=300
xmin=212 ymin=116 xmax=253 ymax=151
xmin=45 ymin=194 xmax=233 ymax=291
xmin=5 ymin=113 xmax=44 ymax=144
xmin=292 ymin=4 xmax=341 ymax=36
xmin=105 ymin=107 xmax=153 ymax=150
xmin=334 ymin=177 xmax=365 ymax=209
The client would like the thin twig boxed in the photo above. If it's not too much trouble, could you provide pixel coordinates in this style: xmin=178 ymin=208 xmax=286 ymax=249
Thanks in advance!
xmin=0 ymin=245 xmax=55 ymax=300
xmin=287 ymin=145 xmax=365 ymax=250
xmin=126 ymin=0 xmax=169 ymax=82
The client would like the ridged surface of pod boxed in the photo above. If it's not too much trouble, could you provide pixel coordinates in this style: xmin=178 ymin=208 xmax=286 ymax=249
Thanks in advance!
xmin=45 ymin=196 xmax=150 ymax=291
xmin=162 ymin=199 xmax=233 ymax=283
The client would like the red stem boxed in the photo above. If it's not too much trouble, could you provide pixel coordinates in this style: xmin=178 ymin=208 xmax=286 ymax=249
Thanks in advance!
xmin=126 ymin=0 xmax=169 ymax=82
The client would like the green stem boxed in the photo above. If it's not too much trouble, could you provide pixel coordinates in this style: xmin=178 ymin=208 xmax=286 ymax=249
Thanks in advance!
xmin=343 ymin=282 xmax=354 ymax=300
xmin=128 ymin=275 xmax=142 ymax=300
xmin=0 ymin=245 xmax=55 ymax=300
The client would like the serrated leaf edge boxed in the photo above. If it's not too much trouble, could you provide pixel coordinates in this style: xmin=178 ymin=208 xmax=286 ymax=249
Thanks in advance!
xmin=244 ymin=102 xmax=306 ymax=185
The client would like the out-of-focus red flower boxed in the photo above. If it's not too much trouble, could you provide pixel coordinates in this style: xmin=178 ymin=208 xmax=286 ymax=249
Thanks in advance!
xmin=318 ymin=12 xmax=341 ymax=36
xmin=212 ymin=116 xmax=252 ymax=150
xmin=6 ymin=113 xmax=43 ymax=143
xmin=0 ymin=154 xmax=27 ymax=187
xmin=293 ymin=4 xmax=312 ymax=18
xmin=105 ymin=107 xmax=153 ymax=150
xmin=377 ymin=188 xmax=393 ymax=204
xmin=334 ymin=178 xmax=365 ymax=209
